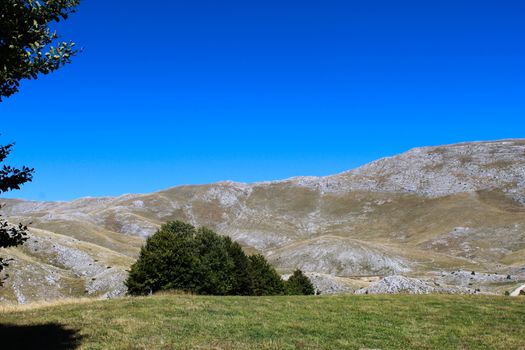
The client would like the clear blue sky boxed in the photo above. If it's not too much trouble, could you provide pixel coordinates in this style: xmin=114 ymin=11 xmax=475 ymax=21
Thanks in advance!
xmin=1 ymin=0 xmax=524 ymax=201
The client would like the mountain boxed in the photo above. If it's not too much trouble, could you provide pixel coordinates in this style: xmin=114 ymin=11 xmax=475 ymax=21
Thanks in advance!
xmin=1 ymin=139 xmax=525 ymax=303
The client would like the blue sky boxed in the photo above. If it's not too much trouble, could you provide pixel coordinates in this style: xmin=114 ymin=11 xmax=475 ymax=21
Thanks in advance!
xmin=1 ymin=0 xmax=524 ymax=201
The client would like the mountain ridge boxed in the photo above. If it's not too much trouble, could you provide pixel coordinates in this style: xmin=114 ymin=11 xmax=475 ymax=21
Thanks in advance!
xmin=6 ymin=138 xmax=525 ymax=202
xmin=1 ymin=139 xmax=525 ymax=303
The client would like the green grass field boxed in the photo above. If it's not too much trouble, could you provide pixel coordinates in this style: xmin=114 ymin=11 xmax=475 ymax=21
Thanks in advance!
xmin=1 ymin=294 xmax=524 ymax=349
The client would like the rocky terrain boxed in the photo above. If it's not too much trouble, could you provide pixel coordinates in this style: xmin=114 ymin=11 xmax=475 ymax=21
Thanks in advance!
xmin=1 ymin=139 xmax=525 ymax=302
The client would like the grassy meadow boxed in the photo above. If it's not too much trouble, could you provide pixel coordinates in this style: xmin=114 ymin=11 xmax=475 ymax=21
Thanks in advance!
xmin=1 ymin=294 xmax=524 ymax=349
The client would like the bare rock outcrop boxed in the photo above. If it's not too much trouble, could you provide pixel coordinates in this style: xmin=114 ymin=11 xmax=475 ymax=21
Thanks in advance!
xmin=355 ymin=275 xmax=475 ymax=295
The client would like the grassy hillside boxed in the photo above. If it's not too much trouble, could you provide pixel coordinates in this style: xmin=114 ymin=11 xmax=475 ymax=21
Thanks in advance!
xmin=1 ymin=294 xmax=524 ymax=349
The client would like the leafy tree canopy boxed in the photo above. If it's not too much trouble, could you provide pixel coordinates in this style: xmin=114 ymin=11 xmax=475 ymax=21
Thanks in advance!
xmin=125 ymin=221 xmax=314 ymax=296
xmin=0 ymin=141 xmax=34 ymax=284
xmin=248 ymin=254 xmax=286 ymax=296
xmin=0 ymin=0 xmax=80 ymax=100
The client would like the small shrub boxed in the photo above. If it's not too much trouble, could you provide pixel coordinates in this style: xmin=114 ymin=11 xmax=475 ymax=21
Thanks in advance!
xmin=285 ymin=269 xmax=315 ymax=295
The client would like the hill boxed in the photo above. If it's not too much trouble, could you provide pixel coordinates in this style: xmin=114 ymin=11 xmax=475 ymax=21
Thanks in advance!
xmin=1 ymin=139 xmax=525 ymax=302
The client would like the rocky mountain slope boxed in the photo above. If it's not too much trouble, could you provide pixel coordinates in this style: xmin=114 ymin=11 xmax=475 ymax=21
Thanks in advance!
xmin=1 ymin=139 xmax=525 ymax=302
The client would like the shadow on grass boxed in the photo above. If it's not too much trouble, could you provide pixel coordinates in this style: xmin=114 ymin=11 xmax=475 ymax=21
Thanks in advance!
xmin=0 ymin=323 xmax=82 ymax=349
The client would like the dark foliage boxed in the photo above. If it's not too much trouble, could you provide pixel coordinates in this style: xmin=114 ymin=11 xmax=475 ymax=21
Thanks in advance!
xmin=0 ymin=141 xmax=34 ymax=284
xmin=224 ymin=237 xmax=254 ymax=295
xmin=125 ymin=221 xmax=199 ymax=295
xmin=248 ymin=254 xmax=286 ymax=296
xmin=0 ymin=0 xmax=80 ymax=100
xmin=285 ymin=269 xmax=316 ymax=295
xmin=193 ymin=227 xmax=235 ymax=295
xmin=126 ymin=221 xmax=312 ymax=296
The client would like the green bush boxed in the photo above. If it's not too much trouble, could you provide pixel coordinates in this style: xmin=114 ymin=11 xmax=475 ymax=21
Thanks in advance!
xmin=125 ymin=221 xmax=200 ymax=295
xmin=248 ymin=254 xmax=286 ymax=296
xmin=285 ymin=269 xmax=316 ymax=295
xmin=125 ymin=221 xmax=313 ymax=296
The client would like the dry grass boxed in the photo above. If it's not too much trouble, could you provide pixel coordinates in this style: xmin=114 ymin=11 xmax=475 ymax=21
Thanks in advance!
xmin=482 ymin=159 xmax=516 ymax=169
xmin=0 ymin=297 xmax=97 ymax=313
